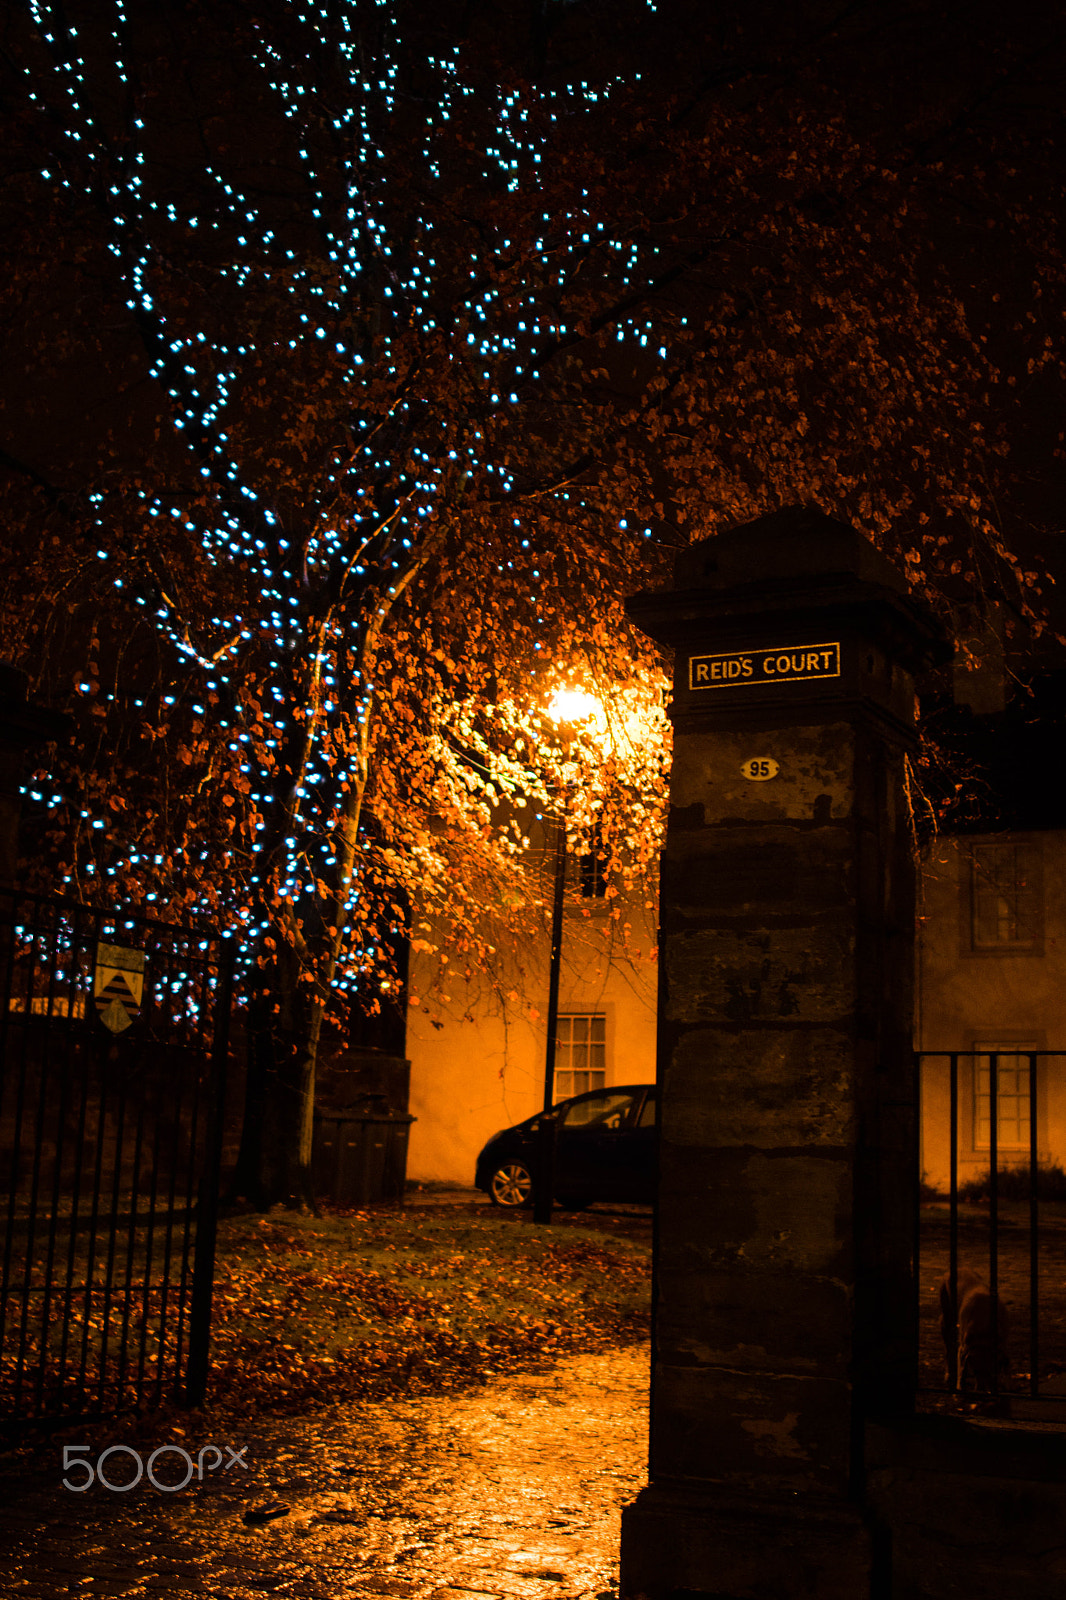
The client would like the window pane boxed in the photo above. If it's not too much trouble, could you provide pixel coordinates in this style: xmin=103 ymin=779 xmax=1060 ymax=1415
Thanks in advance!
xmin=563 ymin=1091 xmax=634 ymax=1128
xmin=973 ymin=1045 xmax=1037 ymax=1149
xmin=554 ymin=1014 xmax=607 ymax=1102
xmin=972 ymin=845 xmax=1039 ymax=946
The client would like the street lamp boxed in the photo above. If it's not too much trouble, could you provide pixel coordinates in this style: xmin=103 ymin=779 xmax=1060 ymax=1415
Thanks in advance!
xmin=533 ymin=688 xmax=601 ymax=1224
xmin=545 ymin=687 xmax=602 ymax=727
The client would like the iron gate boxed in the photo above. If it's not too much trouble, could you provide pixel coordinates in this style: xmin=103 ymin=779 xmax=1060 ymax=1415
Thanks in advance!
xmin=0 ymin=890 xmax=234 ymax=1434
xmin=917 ymin=1048 xmax=1066 ymax=1419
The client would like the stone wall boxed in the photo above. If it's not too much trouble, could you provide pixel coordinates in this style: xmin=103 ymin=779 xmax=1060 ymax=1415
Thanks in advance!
xmin=866 ymin=1416 xmax=1066 ymax=1599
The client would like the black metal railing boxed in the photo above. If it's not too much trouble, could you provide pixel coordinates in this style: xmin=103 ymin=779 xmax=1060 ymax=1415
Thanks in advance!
xmin=0 ymin=890 xmax=234 ymax=1433
xmin=916 ymin=1049 xmax=1066 ymax=1413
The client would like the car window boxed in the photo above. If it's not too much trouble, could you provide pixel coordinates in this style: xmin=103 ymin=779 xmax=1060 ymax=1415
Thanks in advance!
xmin=637 ymin=1093 xmax=657 ymax=1128
xmin=560 ymin=1091 xmax=636 ymax=1130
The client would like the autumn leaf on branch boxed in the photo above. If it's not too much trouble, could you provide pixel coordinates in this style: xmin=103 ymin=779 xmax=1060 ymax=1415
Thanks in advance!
xmin=2 ymin=0 xmax=1063 ymax=1203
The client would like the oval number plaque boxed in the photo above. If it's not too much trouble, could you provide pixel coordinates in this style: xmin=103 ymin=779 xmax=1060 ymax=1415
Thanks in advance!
xmin=741 ymin=757 xmax=779 ymax=781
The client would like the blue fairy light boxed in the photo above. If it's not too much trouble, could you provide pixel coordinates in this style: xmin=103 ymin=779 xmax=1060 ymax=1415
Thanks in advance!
xmin=26 ymin=0 xmax=665 ymax=981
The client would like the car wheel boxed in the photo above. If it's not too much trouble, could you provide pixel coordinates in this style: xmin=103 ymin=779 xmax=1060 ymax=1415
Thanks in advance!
xmin=556 ymin=1196 xmax=590 ymax=1211
xmin=489 ymin=1161 xmax=535 ymax=1208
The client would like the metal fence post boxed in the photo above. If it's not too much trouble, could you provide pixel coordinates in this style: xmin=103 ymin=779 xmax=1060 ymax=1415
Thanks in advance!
xmin=533 ymin=1111 xmax=558 ymax=1227
xmin=184 ymin=936 xmax=236 ymax=1408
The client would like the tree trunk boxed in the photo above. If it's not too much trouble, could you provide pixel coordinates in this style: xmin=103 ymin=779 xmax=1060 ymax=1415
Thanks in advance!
xmin=229 ymin=766 xmax=369 ymax=1211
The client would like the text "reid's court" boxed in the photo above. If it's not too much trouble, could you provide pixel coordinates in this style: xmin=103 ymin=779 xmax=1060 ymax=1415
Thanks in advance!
xmin=689 ymin=642 xmax=841 ymax=690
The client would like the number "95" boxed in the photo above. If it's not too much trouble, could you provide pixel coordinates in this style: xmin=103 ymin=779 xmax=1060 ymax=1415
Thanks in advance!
xmin=741 ymin=757 xmax=779 ymax=781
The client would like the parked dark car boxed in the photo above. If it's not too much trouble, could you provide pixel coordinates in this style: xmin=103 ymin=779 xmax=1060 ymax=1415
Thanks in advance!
xmin=474 ymin=1083 xmax=656 ymax=1208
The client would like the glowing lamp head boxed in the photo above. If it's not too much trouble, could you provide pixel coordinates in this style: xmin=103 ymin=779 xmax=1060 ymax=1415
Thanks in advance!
xmin=546 ymin=688 xmax=599 ymax=724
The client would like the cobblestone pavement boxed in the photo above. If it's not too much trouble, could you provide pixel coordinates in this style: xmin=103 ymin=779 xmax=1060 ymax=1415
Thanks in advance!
xmin=0 ymin=1345 xmax=650 ymax=1600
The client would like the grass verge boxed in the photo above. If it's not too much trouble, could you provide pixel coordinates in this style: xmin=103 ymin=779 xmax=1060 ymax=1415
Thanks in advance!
xmin=205 ymin=1205 xmax=651 ymax=1420
xmin=3 ymin=1203 xmax=651 ymax=1455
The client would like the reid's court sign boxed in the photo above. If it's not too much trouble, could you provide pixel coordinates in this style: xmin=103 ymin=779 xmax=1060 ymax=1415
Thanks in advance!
xmin=689 ymin=641 xmax=840 ymax=690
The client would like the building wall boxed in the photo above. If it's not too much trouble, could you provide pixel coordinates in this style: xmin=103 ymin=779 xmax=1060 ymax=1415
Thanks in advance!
xmin=917 ymin=830 xmax=1066 ymax=1191
xmin=406 ymin=892 xmax=658 ymax=1185
xmin=408 ymin=826 xmax=1066 ymax=1192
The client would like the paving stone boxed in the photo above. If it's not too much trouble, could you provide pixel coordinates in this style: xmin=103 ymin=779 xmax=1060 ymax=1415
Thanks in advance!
xmin=0 ymin=1346 xmax=648 ymax=1600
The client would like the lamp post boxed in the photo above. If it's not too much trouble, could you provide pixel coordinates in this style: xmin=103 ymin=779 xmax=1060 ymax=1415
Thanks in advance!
xmin=540 ymin=810 xmax=569 ymax=1118
xmin=533 ymin=689 xmax=600 ymax=1225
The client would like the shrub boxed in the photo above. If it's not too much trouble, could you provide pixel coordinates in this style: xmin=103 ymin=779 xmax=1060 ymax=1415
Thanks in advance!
xmin=957 ymin=1161 xmax=1066 ymax=1203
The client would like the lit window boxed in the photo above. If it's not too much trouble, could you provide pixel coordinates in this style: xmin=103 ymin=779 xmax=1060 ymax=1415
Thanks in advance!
xmin=564 ymin=822 xmax=608 ymax=899
xmin=971 ymin=842 xmax=1040 ymax=948
xmin=580 ymin=821 xmax=608 ymax=898
xmin=973 ymin=1044 xmax=1036 ymax=1150
xmin=553 ymin=1013 xmax=606 ymax=1100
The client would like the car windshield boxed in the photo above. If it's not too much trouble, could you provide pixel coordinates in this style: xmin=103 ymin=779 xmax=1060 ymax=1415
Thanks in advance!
xmin=560 ymin=1091 xmax=636 ymax=1130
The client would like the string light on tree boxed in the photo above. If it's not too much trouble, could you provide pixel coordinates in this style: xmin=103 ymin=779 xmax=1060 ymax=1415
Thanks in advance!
xmin=12 ymin=0 xmax=1058 ymax=1202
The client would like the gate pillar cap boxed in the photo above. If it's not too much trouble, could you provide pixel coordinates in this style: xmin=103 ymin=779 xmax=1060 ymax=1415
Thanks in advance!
xmin=673 ymin=505 xmax=908 ymax=596
xmin=627 ymin=504 xmax=952 ymax=673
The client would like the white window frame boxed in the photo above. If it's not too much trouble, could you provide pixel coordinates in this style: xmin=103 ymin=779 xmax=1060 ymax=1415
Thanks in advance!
xmin=969 ymin=840 xmax=1042 ymax=952
xmin=972 ymin=1041 xmax=1038 ymax=1152
xmin=553 ymin=1012 xmax=607 ymax=1102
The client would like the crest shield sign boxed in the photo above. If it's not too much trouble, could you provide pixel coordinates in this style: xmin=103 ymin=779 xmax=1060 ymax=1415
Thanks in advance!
xmin=94 ymin=943 xmax=146 ymax=1033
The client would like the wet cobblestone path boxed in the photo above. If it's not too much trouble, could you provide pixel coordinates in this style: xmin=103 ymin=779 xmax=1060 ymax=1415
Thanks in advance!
xmin=0 ymin=1345 xmax=649 ymax=1599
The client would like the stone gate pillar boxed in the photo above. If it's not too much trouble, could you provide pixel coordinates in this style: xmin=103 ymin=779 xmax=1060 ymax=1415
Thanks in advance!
xmin=619 ymin=508 xmax=950 ymax=1599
